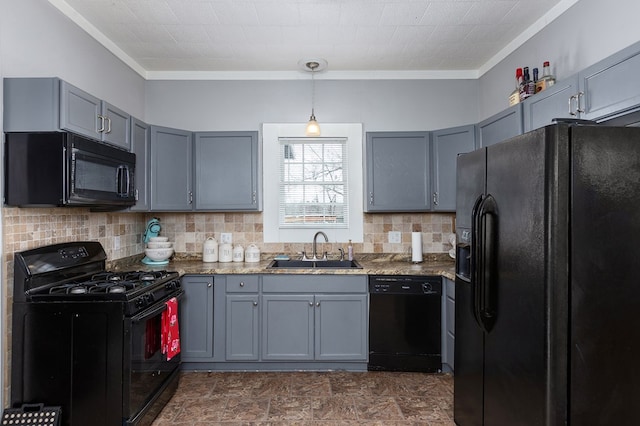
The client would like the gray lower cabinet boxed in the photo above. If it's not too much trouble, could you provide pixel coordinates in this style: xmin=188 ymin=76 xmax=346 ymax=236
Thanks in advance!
xmin=431 ymin=125 xmax=476 ymax=211
xmin=261 ymin=275 xmax=368 ymax=362
xmin=194 ymin=132 xmax=261 ymax=211
xmin=129 ymin=117 xmax=150 ymax=211
xmin=180 ymin=275 xmax=214 ymax=361
xmin=3 ymin=77 xmax=131 ymax=150
xmin=442 ymin=277 xmax=455 ymax=371
xmin=225 ymin=275 xmax=260 ymax=361
xmin=150 ymin=125 xmax=193 ymax=211
xmin=476 ymin=104 xmax=523 ymax=147
xmin=365 ymin=132 xmax=431 ymax=212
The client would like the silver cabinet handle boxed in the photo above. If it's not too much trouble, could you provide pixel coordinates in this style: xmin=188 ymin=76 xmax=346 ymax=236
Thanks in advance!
xmin=188 ymin=191 xmax=193 ymax=204
xmin=253 ymin=301 xmax=258 ymax=306
xmin=316 ymin=301 xmax=320 ymax=307
xmin=568 ymin=94 xmax=577 ymax=116
xmin=106 ymin=117 xmax=112 ymax=134
xmin=252 ymin=191 xmax=257 ymax=204
xmin=97 ymin=114 xmax=106 ymax=132
xmin=207 ymin=282 xmax=212 ymax=287
xmin=576 ymin=91 xmax=585 ymax=114
xmin=135 ymin=189 xmax=139 ymax=201
xmin=309 ymin=301 xmax=313 ymax=306
xmin=239 ymin=282 xmax=245 ymax=287
xmin=433 ymin=192 xmax=439 ymax=205
xmin=369 ymin=192 xmax=374 ymax=205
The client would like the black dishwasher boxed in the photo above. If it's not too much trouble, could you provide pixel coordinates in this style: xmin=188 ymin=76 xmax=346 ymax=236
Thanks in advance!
xmin=368 ymin=275 xmax=442 ymax=372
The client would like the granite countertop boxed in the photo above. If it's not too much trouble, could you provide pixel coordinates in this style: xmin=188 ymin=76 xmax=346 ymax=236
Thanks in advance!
xmin=110 ymin=253 xmax=456 ymax=281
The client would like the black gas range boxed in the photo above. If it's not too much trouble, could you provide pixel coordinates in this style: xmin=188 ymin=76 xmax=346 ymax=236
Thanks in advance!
xmin=11 ymin=241 xmax=183 ymax=426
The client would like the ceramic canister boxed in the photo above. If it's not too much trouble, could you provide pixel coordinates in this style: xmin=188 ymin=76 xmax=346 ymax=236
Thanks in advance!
xmin=245 ymin=244 xmax=261 ymax=263
xmin=219 ymin=243 xmax=233 ymax=262
xmin=232 ymin=244 xmax=244 ymax=262
xmin=202 ymin=237 xmax=218 ymax=262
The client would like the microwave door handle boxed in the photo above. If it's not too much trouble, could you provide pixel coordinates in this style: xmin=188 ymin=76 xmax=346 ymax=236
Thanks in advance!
xmin=117 ymin=165 xmax=130 ymax=196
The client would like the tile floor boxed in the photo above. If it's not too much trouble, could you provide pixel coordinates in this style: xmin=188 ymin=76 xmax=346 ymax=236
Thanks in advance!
xmin=152 ymin=371 xmax=454 ymax=425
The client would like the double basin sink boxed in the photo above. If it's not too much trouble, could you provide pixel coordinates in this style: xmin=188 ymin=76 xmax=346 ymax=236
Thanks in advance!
xmin=267 ymin=259 xmax=363 ymax=269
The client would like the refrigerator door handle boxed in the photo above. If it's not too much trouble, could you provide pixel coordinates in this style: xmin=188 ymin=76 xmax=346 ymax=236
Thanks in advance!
xmin=477 ymin=194 xmax=498 ymax=333
xmin=471 ymin=194 xmax=485 ymax=329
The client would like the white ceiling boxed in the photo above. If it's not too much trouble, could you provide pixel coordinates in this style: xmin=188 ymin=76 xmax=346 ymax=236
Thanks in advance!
xmin=50 ymin=0 xmax=577 ymax=79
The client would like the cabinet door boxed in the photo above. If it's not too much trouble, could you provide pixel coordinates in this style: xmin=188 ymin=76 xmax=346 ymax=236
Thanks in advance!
xmin=101 ymin=102 xmax=131 ymax=150
xmin=150 ymin=125 xmax=193 ymax=211
xmin=476 ymin=104 xmax=523 ymax=148
xmin=314 ymin=294 xmax=368 ymax=361
xmin=129 ymin=117 xmax=150 ymax=211
xmin=443 ymin=277 xmax=455 ymax=371
xmin=60 ymin=81 xmax=101 ymax=139
xmin=261 ymin=294 xmax=314 ymax=360
xmin=581 ymin=42 xmax=640 ymax=120
xmin=523 ymin=74 xmax=580 ymax=132
xmin=432 ymin=125 xmax=476 ymax=212
xmin=194 ymin=131 xmax=260 ymax=211
xmin=365 ymin=132 xmax=431 ymax=212
xmin=226 ymin=295 xmax=260 ymax=360
xmin=180 ymin=275 xmax=214 ymax=360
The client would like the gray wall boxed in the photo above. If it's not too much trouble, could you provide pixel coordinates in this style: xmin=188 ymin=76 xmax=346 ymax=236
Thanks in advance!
xmin=479 ymin=0 xmax=640 ymax=119
xmin=145 ymin=79 xmax=479 ymax=132
xmin=0 ymin=0 xmax=146 ymax=119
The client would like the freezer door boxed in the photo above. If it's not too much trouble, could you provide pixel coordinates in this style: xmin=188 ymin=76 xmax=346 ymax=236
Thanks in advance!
xmin=454 ymin=148 xmax=486 ymax=426
xmin=481 ymin=126 xmax=569 ymax=426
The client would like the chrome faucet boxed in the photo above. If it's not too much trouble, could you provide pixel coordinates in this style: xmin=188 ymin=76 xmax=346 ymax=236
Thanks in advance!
xmin=312 ymin=231 xmax=329 ymax=261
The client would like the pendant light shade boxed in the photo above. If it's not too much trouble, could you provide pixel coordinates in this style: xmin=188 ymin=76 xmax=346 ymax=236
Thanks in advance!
xmin=300 ymin=59 xmax=327 ymax=137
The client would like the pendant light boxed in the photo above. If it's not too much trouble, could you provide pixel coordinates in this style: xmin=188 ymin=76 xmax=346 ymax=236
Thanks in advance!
xmin=299 ymin=59 xmax=327 ymax=137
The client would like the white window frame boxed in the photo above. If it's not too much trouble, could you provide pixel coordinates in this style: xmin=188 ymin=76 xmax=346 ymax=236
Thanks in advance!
xmin=262 ymin=123 xmax=363 ymax=243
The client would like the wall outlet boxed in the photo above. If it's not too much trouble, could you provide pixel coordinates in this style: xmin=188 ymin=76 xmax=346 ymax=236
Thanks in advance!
xmin=388 ymin=231 xmax=401 ymax=244
xmin=220 ymin=233 xmax=233 ymax=244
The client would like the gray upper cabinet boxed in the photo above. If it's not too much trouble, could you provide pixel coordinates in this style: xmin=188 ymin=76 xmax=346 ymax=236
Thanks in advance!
xmin=524 ymin=40 xmax=640 ymax=131
xmin=476 ymin=104 xmax=523 ymax=148
xmin=180 ymin=275 xmax=214 ymax=361
xmin=3 ymin=77 xmax=131 ymax=150
xmin=523 ymin=74 xmax=580 ymax=132
xmin=129 ymin=117 xmax=150 ymax=211
xmin=365 ymin=132 xmax=431 ymax=212
xmin=150 ymin=125 xmax=193 ymax=211
xmin=580 ymin=41 xmax=640 ymax=121
xmin=431 ymin=125 xmax=476 ymax=211
xmin=194 ymin=131 xmax=261 ymax=211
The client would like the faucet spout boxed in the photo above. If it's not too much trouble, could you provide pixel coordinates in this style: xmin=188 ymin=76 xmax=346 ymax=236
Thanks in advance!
xmin=312 ymin=231 xmax=329 ymax=260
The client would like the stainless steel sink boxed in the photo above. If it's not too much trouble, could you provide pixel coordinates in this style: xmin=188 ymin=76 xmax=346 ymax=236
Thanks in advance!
xmin=267 ymin=259 xmax=363 ymax=269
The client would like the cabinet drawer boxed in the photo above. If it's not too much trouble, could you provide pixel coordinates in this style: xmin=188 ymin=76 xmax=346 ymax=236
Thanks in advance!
xmin=262 ymin=275 xmax=367 ymax=293
xmin=226 ymin=275 xmax=259 ymax=293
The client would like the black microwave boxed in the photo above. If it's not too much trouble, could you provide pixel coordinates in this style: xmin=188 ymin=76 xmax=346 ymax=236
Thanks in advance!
xmin=4 ymin=132 xmax=136 ymax=209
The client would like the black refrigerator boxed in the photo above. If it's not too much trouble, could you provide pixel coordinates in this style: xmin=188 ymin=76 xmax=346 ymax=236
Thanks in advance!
xmin=454 ymin=123 xmax=640 ymax=425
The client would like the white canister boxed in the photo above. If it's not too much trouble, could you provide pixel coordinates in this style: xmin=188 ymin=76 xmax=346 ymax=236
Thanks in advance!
xmin=232 ymin=244 xmax=244 ymax=262
xmin=245 ymin=244 xmax=261 ymax=263
xmin=202 ymin=237 xmax=218 ymax=262
xmin=219 ymin=243 xmax=233 ymax=262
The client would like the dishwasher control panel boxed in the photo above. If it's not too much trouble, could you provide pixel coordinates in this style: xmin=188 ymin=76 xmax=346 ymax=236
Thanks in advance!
xmin=369 ymin=276 xmax=442 ymax=295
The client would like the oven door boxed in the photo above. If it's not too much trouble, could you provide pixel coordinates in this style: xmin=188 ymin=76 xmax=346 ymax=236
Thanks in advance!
xmin=124 ymin=291 xmax=184 ymax=423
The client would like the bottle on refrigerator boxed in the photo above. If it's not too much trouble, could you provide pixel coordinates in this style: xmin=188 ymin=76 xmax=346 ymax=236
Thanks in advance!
xmin=509 ymin=68 xmax=523 ymax=106
xmin=536 ymin=61 xmax=556 ymax=93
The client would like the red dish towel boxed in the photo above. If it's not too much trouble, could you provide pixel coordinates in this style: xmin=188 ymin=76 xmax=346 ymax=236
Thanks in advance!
xmin=161 ymin=297 xmax=181 ymax=361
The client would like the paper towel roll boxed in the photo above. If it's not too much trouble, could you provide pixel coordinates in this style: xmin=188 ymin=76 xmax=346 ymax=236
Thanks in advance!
xmin=411 ymin=232 xmax=423 ymax=263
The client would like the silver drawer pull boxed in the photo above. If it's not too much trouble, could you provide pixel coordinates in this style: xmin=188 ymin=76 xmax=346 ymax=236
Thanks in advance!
xmin=239 ymin=282 xmax=245 ymax=287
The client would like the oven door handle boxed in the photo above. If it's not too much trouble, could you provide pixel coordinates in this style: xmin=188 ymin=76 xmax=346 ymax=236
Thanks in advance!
xmin=131 ymin=290 xmax=185 ymax=323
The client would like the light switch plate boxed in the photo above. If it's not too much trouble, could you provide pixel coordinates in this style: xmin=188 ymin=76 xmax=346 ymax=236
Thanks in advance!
xmin=388 ymin=231 xmax=401 ymax=244
xmin=220 ymin=233 xmax=232 ymax=244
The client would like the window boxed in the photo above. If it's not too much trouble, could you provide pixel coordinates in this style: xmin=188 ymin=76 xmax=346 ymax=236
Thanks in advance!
xmin=279 ymin=138 xmax=348 ymax=228
xmin=262 ymin=123 xmax=363 ymax=244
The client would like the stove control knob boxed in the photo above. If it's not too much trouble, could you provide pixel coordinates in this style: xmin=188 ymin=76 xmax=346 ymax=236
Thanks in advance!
xmin=422 ymin=283 xmax=433 ymax=293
